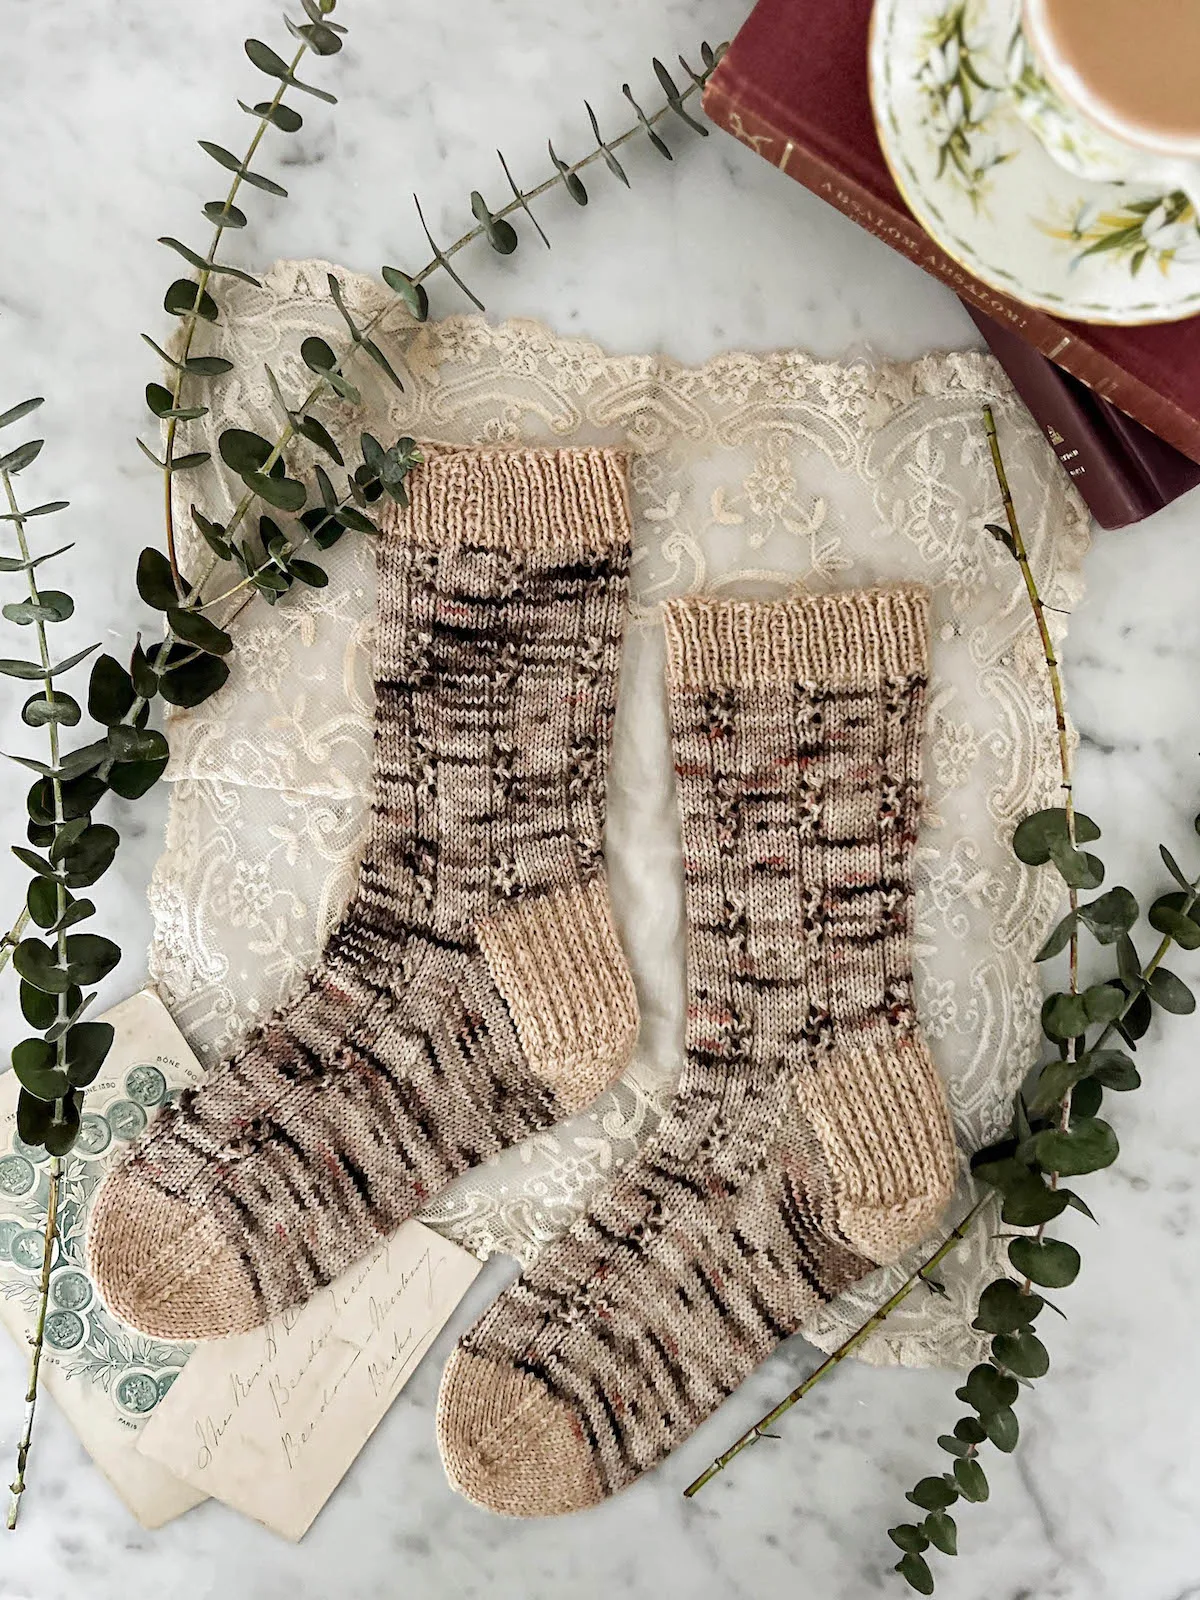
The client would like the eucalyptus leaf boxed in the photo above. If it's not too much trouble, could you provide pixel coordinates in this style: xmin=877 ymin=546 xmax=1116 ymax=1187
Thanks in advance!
xmin=196 ymin=144 xmax=287 ymax=198
xmin=158 ymin=237 xmax=262 ymax=286
xmin=889 ymin=1524 xmax=929 ymax=1555
xmin=1030 ymin=1055 xmax=1090 ymax=1113
xmin=1086 ymin=1048 xmax=1141 ymax=1091
xmin=1149 ymin=967 xmax=1196 ymax=1014
xmin=953 ymin=1458 xmax=989 ymax=1502
xmin=240 ymin=97 xmax=303 ymax=131
xmin=470 ymin=190 xmax=519 ymax=254
xmin=218 ymin=427 xmax=274 ymax=473
xmin=15 ymin=1088 xmax=54 ymax=1149
xmin=1012 ymin=808 xmax=1100 ymax=866
xmin=288 ymin=558 xmax=328 ymax=588
xmin=63 ymin=933 xmax=120 ymax=985
xmin=547 ymin=140 xmax=588 ymax=204
xmin=21 ymin=694 xmax=81 ymax=732
xmin=1033 ymin=1117 xmax=1119 ymax=1176
xmin=13 ymin=938 xmax=73 ymax=994
xmin=108 ymin=756 xmax=168 ymax=800
xmin=59 ymin=824 xmax=119 ymax=888
xmin=380 ymin=265 xmax=430 ymax=322
xmin=993 ymin=1326 xmax=1051 ymax=1378
xmin=164 ymin=278 xmax=220 ymax=322
xmin=1001 ymin=1173 xmax=1071 ymax=1227
xmin=245 ymin=37 xmax=292 ymax=78
xmin=0 ymin=398 xmax=44 ymax=431
xmin=983 ymin=1406 xmax=1019 ymax=1453
xmin=3 ymin=592 xmax=73 ymax=626
xmin=203 ymin=199 xmax=248 ymax=229
xmin=0 ymin=439 xmax=44 ymax=475
xmin=1078 ymin=886 xmax=1138 ymax=944
xmin=923 ymin=1512 xmax=957 ymax=1557
xmin=1084 ymin=983 xmax=1126 ymax=1025
xmin=158 ymin=654 xmax=230 ymax=708
xmin=1041 ymin=991 xmax=1089 ymax=1042
xmin=1035 ymin=910 xmax=1076 ymax=963
xmin=184 ymin=355 xmax=234 ymax=377
xmin=972 ymin=1277 xmax=1043 ymax=1334
xmin=1148 ymin=894 xmax=1200 ymax=950
xmin=896 ymin=1553 xmax=935 ymax=1595
xmin=906 ymin=1477 xmax=957 ymax=1512
xmin=1047 ymin=839 xmax=1105 ymax=890
xmin=43 ymin=1093 xmax=82 ymax=1156
xmin=300 ymin=336 xmax=337 ymax=373
xmin=11 ymin=1038 xmax=69 ymax=1103
xmin=64 ymin=1021 xmax=115 ymax=1089
xmin=622 ymin=82 xmax=673 ymax=158
xmin=294 ymin=414 xmax=343 ymax=464
xmin=413 ymin=192 xmax=486 ymax=312
xmin=135 ymin=548 xmax=181 ymax=611
xmin=168 ymin=606 xmax=233 ymax=656
xmin=1160 ymin=843 xmax=1192 ymax=890
xmin=244 ymin=471 xmax=306 ymax=511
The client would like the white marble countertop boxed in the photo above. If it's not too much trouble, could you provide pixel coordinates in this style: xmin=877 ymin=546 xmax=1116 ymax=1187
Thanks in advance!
xmin=1 ymin=3 xmax=1199 ymax=1598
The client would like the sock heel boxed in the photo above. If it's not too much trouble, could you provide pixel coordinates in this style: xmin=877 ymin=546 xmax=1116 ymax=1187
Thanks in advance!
xmin=477 ymin=878 xmax=639 ymax=1113
xmin=794 ymin=1036 xmax=958 ymax=1265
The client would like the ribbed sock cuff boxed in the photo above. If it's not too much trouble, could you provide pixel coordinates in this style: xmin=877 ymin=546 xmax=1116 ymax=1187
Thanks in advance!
xmin=391 ymin=446 xmax=631 ymax=555
xmin=662 ymin=587 xmax=930 ymax=689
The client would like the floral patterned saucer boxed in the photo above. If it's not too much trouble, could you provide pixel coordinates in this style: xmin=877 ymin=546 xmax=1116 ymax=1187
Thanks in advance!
xmin=869 ymin=0 xmax=1200 ymax=324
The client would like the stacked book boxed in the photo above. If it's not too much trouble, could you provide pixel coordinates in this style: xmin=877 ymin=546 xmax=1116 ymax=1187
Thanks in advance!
xmin=702 ymin=0 xmax=1200 ymax=528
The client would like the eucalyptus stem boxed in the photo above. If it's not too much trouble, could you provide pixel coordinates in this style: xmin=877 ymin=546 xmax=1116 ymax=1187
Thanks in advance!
xmin=2 ymin=467 xmax=72 ymax=1117
xmin=982 ymin=404 xmax=1079 ymax=1251
xmin=5 ymin=1156 xmax=60 ymax=1530
xmin=682 ymin=1197 xmax=992 ymax=1498
xmin=158 ymin=41 xmax=313 ymax=592
xmin=2 ymin=462 xmax=77 ymax=1531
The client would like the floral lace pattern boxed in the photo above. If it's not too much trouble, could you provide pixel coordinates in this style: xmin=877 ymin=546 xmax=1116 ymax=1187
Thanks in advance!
xmin=148 ymin=260 xmax=1091 ymax=1368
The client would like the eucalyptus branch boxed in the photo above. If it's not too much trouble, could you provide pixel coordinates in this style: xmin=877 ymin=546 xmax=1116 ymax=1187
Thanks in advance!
xmin=5 ymin=1155 xmax=60 ymax=1530
xmin=164 ymin=38 xmax=726 ymax=578
xmin=884 ymin=411 xmax=1200 ymax=1593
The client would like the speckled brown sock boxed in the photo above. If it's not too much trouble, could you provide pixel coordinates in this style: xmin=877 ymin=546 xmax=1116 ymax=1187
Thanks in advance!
xmin=89 ymin=448 xmax=639 ymax=1341
xmin=436 ymin=587 xmax=957 ymax=1516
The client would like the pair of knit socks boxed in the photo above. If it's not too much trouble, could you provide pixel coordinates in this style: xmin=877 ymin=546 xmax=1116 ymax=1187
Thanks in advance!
xmin=88 ymin=446 xmax=956 ymax=1516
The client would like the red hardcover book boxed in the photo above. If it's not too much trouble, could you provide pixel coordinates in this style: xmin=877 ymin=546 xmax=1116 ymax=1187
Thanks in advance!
xmin=703 ymin=0 xmax=1200 ymax=466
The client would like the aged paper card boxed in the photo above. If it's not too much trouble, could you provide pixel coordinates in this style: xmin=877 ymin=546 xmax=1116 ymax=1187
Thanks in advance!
xmin=136 ymin=1220 xmax=480 ymax=1539
xmin=0 ymin=988 xmax=208 ymax=1528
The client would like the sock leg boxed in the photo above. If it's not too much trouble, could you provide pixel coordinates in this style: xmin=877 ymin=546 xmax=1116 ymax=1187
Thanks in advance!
xmin=89 ymin=449 xmax=639 ymax=1340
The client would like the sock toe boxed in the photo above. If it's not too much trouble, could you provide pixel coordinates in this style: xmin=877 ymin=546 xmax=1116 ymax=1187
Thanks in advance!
xmin=88 ymin=1166 xmax=261 ymax=1341
xmin=437 ymin=1347 xmax=603 ymax=1517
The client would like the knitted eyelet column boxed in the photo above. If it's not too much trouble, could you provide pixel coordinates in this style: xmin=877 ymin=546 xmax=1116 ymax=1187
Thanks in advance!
xmin=436 ymin=586 xmax=956 ymax=1517
xmin=88 ymin=447 xmax=639 ymax=1342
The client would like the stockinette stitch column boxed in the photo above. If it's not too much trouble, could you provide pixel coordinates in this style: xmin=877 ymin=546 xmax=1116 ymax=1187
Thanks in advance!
xmin=89 ymin=446 xmax=640 ymax=1341
xmin=436 ymin=585 xmax=957 ymax=1516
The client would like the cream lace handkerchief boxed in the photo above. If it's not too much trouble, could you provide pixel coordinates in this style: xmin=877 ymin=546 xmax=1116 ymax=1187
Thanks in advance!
xmin=148 ymin=260 xmax=1090 ymax=1368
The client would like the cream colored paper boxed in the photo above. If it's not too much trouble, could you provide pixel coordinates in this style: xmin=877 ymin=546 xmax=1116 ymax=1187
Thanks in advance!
xmin=0 ymin=989 xmax=207 ymax=1528
xmin=136 ymin=1221 xmax=480 ymax=1539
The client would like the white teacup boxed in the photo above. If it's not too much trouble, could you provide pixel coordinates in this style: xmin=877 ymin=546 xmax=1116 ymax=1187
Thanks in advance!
xmin=1011 ymin=0 xmax=1200 ymax=217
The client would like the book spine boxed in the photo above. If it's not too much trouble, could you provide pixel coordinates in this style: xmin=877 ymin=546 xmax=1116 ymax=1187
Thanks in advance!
xmin=963 ymin=303 xmax=1154 ymax=529
xmin=702 ymin=77 xmax=1200 ymax=463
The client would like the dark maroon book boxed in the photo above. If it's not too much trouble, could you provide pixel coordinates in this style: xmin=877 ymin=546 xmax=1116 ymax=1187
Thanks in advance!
xmin=703 ymin=0 xmax=1200 ymax=469
xmin=966 ymin=304 xmax=1200 ymax=529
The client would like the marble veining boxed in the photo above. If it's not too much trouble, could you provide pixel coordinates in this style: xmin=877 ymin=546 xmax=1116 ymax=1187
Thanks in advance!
xmin=1 ymin=2 xmax=1200 ymax=1597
